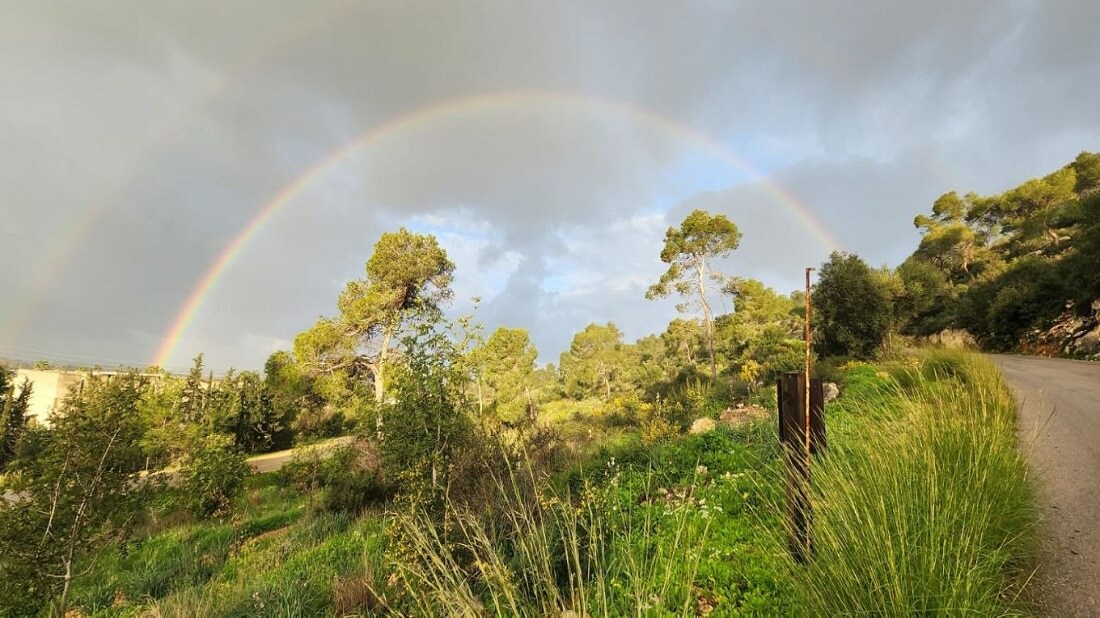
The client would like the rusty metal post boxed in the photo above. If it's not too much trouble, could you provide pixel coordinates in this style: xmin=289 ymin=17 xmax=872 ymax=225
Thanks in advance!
xmin=778 ymin=373 xmax=825 ymax=562
xmin=777 ymin=267 xmax=820 ymax=563
xmin=804 ymin=268 xmax=814 ymax=477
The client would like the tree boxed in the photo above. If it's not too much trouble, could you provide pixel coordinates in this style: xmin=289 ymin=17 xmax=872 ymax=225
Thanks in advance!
xmin=0 ymin=374 xmax=148 ymax=616
xmin=895 ymin=257 xmax=956 ymax=336
xmin=646 ymin=209 xmax=742 ymax=378
xmin=470 ymin=327 xmax=538 ymax=423
xmin=232 ymin=371 xmax=283 ymax=453
xmin=0 ymin=370 xmax=32 ymax=470
xmin=661 ymin=318 xmax=704 ymax=369
xmin=295 ymin=229 xmax=455 ymax=411
xmin=913 ymin=192 xmax=996 ymax=282
xmin=717 ymin=278 xmax=804 ymax=383
xmin=1072 ymin=151 xmax=1100 ymax=196
xmin=560 ymin=323 xmax=624 ymax=400
xmin=379 ymin=325 xmax=477 ymax=514
xmin=995 ymin=167 xmax=1077 ymax=253
xmin=178 ymin=354 xmax=207 ymax=423
xmin=812 ymin=252 xmax=892 ymax=359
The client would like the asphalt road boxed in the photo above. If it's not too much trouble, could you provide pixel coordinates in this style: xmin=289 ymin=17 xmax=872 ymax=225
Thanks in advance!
xmin=993 ymin=355 xmax=1100 ymax=617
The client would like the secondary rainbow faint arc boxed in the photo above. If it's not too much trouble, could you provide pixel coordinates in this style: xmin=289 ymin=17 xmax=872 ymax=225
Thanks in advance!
xmin=0 ymin=1 xmax=359 ymax=349
xmin=152 ymin=90 xmax=843 ymax=368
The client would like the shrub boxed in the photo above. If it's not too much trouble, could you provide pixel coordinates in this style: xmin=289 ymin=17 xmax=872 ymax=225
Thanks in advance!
xmin=180 ymin=434 xmax=250 ymax=518
xmin=318 ymin=440 xmax=389 ymax=513
xmin=280 ymin=439 xmax=390 ymax=514
xmin=290 ymin=404 xmax=347 ymax=440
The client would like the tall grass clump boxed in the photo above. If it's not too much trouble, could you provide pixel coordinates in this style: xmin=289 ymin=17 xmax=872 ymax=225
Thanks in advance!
xmin=795 ymin=351 xmax=1037 ymax=615
xmin=392 ymin=456 xmax=712 ymax=616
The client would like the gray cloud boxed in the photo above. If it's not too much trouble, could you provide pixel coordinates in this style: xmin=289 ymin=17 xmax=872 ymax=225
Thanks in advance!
xmin=2 ymin=0 xmax=1098 ymax=371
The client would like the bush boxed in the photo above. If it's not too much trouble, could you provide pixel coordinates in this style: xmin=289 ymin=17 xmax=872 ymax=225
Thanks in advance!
xmin=318 ymin=440 xmax=389 ymax=513
xmin=958 ymin=257 xmax=1068 ymax=351
xmin=813 ymin=252 xmax=893 ymax=359
xmin=290 ymin=404 xmax=347 ymax=440
xmin=180 ymin=434 xmax=250 ymax=518
xmin=378 ymin=330 xmax=486 ymax=515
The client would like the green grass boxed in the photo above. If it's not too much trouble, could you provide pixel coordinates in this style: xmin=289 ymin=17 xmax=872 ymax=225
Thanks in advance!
xmin=60 ymin=351 xmax=1037 ymax=616
xmin=392 ymin=424 xmax=794 ymax=616
xmin=793 ymin=352 xmax=1038 ymax=615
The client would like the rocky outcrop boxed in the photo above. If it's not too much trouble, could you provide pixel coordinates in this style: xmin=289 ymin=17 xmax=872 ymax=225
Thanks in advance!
xmin=922 ymin=329 xmax=978 ymax=350
xmin=689 ymin=403 xmax=773 ymax=434
xmin=1022 ymin=300 xmax=1100 ymax=359
xmin=719 ymin=403 xmax=771 ymax=426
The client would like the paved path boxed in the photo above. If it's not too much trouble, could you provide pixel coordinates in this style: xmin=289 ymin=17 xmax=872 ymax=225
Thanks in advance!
xmin=245 ymin=436 xmax=351 ymax=473
xmin=2 ymin=436 xmax=352 ymax=503
xmin=993 ymin=355 xmax=1100 ymax=617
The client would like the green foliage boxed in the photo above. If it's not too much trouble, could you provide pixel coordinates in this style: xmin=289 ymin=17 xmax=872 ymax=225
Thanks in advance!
xmin=560 ymin=322 xmax=626 ymax=400
xmin=1058 ymin=192 xmax=1100 ymax=305
xmin=180 ymin=433 xmax=250 ymax=518
xmin=0 ymin=373 xmax=150 ymax=616
xmin=957 ymin=257 xmax=1068 ymax=350
xmin=0 ymin=368 xmax=32 ymax=470
xmin=295 ymin=227 xmax=456 ymax=405
xmin=668 ymin=377 xmax=728 ymax=423
xmin=813 ymin=251 xmax=892 ymax=359
xmin=228 ymin=370 xmax=286 ymax=453
xmin=263 ymin=350 xmax=322 ymax=440
xmin=647 ymin=209 xmax=743 ymax=377
xmin=898 ymin=152 xmax=1100 ymax=351
xmin=470 ymin=326 xmax=538 ymax=424
xmin=896 ymin=256 xmax=956 ymax=335
xmin=284 ymin=440 xmax=390 ymax=514
xmin=378 ymin=327 xmax=482 ymax=515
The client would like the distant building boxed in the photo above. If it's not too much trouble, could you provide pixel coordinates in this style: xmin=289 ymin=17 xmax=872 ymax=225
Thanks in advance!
xmin=9 ymin=369 xmax=165 ymax=427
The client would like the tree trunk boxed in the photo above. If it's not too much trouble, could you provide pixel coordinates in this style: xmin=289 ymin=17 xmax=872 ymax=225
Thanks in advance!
xmin=58 ymin=556 xmax=73 ymax=617
xmin=1046 ymin=225 xmax=1062 ymax=247
xmin=374 ymin=325 xmax=395 ymax=405
xmin=695 ymin=257 xmax=717 ymax=379
xmin=476 ymin=376 xmax=484 ymax=417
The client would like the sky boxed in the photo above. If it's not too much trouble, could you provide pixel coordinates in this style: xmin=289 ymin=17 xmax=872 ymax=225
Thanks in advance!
xmin=2 ymin=0 xmax=1099 ymax=373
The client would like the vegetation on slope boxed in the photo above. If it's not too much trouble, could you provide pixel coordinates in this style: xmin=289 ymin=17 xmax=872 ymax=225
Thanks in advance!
xmin=797 ymin=352 xmax=1038 ymax=615
xmin=0 ymin=185 xmax=1056 ymax=614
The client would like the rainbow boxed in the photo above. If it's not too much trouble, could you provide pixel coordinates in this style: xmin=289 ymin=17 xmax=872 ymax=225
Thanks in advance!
xmin=152 ymin=90 xmax=842 ymax=368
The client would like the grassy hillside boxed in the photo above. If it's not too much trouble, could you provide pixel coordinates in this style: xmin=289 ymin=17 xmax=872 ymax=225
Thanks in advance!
xmin=51 ymin=351 xmax=1036 ymax=617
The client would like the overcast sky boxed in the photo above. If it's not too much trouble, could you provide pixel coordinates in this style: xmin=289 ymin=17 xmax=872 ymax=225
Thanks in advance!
xmin=2 ymin=0 xmax=1098 ymax=372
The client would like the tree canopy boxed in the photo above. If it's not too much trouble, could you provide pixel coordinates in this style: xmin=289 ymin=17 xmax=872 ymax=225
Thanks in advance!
xmin=646 ymin=209 xmax=742 ymax=378
xmin=812 ymin=252 xmax=892 ymax=359
xmin=295 ymin=228 xmax=455 ymax=406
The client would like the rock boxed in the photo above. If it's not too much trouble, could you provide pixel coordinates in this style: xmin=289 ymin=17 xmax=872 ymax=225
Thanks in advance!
xmin=823 ymin=382 xmax=840 ymax=403
xmin=1075 ymin=325 xmax=1100 ymax=354
xmin=719 ymin=405 xmax=770 ymax=426
xmin=922 ymin=328 xmax=977 ymax=349
xmin=1021 ymin=299 xmax=1100 ymax=358
xmin=689 ymin=417 xmax=717 ymax=434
